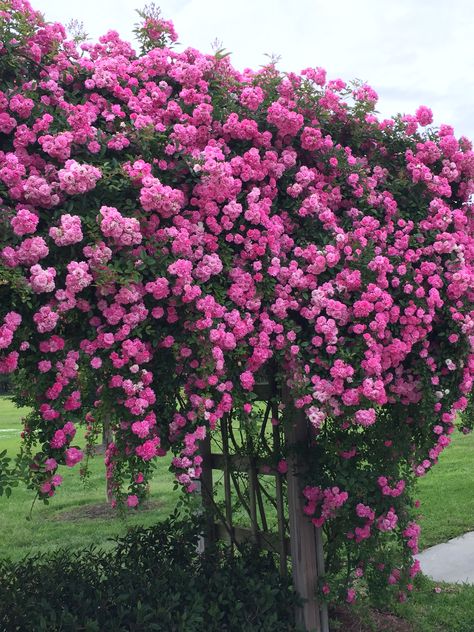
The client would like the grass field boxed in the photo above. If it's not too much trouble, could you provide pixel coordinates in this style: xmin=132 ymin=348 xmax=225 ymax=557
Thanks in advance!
xmin=415 ymin=429 xmax=474 ymax=549
xmin=2 ymin=395 xmax=474 ymax=631
xmin=0 ymin=396 xmax=176 ymax=560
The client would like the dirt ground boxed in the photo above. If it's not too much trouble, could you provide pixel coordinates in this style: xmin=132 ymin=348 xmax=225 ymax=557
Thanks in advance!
xmin=52 ymin=499 xmax=162 ymax=521
xmin=331 ymin=606 xmax=413 ymax=632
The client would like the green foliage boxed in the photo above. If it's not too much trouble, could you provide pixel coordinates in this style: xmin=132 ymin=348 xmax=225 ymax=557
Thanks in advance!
xmin=459 ymin=391 xmax=474 ymax=434
xmin=0 ymin=517 xmax=297 ymax=632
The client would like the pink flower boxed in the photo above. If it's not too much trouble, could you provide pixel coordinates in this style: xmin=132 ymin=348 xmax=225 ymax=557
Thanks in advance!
xmin=377 ymin=508 xmax=398 ymax=532
xmin=50 ymin=430 xmax=66 ymax=449
xmin=99 ymin=206 xmax=142 ymax=246
xmin=33 ymin=306 xmax=59 ymax=333
xmin=135 ymin=438 xmax=161 ymax=461
xmin=58 ymin=160 xmax=101 ymax=195
xmin=49 ymin=214 xmax=83 ymax=246
xmin=354 ymin=408 xmax=376 ymax=427
xmin=346 ymin=588 xmax=356 ymax=603
xmin=267 ymin=102 xmax=304 ymax=137
xmin=14 ymin=237 xmax=49 ymax=266
xmin=240 ymin=87 xmax=265 ymax=111
xmin=140 ymin=177 xmax=184 ymax=217
xmin=51 ymin=475 xmax=63 ymax=487
xmin=90 ymin=357 xmax=102 ymax=369
xmin=127 ymin=494 xmax=139 ymax=507
xmin=38 ymin=360 xmax=52 ymax=373
xmin=415 ymin=106 xmax=433 ymax=126
xmin=11 ymin=209 xmax=39 ymax=236
xmin=40 ymin=482 xmax=52 ymax=494
xmin=356 ymin=503 xmax=375 ymax=521
xmin=65 ymin=261 xmax=93 ymax=294
xmin=29 ymin=264 xmax=56 ymax=293
xmin=240 ymin=370 xmax=255 ymax=391
xmin=65 ymin=447 xmax=84 ymax=467
xmin=44 ymin=458 xmax=58 ymax=472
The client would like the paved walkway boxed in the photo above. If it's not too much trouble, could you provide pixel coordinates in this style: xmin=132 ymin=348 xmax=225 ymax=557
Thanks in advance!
xmin=416 ymin=531 xmax=474 ymax=584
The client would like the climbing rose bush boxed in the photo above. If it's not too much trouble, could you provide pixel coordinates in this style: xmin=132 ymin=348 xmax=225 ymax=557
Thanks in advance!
xmin=1 ymin=0 xmax=473 ymax=603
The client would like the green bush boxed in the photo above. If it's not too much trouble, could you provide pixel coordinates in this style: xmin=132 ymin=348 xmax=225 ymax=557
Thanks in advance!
xmin=0 ymin=516 xmax=297 ymax=631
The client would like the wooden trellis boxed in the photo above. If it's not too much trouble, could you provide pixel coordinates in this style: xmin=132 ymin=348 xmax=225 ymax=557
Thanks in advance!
xmin=198 ymin=376 xmax=330 ymax=632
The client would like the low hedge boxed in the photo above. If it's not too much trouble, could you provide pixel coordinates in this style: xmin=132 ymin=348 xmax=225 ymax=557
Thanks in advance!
xmin=0 ymin=516 xmax=297 ymax=632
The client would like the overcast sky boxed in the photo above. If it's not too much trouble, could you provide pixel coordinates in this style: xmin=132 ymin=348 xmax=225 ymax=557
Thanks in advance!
xmin=40 ymin=0 xmax=474 ymax=140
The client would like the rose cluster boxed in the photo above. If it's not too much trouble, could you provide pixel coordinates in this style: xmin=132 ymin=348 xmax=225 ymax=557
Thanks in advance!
xmin=0 ymin=0 xmax=473 ymax=605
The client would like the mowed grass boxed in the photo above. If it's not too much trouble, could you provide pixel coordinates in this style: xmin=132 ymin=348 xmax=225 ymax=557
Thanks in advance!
xmin=416 ymin=429 xmax=474 ymax=549
xmin=394 ymin=575 xmax=474 ymax=632
xmin=0 ymin=396 xmax=177 ymax=560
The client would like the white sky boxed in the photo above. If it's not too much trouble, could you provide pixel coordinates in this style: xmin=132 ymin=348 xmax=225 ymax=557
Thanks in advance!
xmin=40 ymin=0 xmax=474 ymax=140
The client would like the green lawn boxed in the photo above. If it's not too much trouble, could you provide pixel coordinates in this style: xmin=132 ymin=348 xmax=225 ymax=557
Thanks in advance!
xmin=2 ymin=396 xmax=474 ymax=631
xmin=0 ymin=396 xmax=177 ymax=560
xmin=394 ymin=576 xmax=474 ymax=632
xmin=415 ymin=430 xmax=474 ymax=549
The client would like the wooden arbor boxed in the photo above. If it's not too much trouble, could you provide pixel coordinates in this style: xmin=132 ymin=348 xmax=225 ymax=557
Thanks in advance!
xmin=198 ymin=372 xmax=330 ymax=632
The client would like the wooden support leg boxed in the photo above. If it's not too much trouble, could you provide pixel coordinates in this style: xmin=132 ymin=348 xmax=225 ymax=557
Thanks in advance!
xmin=315 ymin=526 xmax=330 ymax=632
xmin=102 ymin=416 xmax=115 ymax=504
xmin=199 ymin=433 xmax=215 ymax=550
xmin=285 ymin=399 xmax=326 ymax=632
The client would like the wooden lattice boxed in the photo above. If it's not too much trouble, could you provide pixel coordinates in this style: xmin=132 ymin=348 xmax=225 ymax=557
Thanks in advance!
xmin=198 ymin=376 xmax=330 ymax=632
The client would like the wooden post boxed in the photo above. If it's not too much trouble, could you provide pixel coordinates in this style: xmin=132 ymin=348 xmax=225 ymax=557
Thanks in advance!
xmin=285 ymin=394 xmax=324 ymax=632
xmin=199 ymin=433 xmax=215 ymax=549
xmin=247 ymin=459 xmax=259 ymax=541
xmin=221 ymin=415 xmax=234 ymax=549
xmin=316 ymin=528 xmax=330 ymax=631
xmin=103 ymin=415 xmax=115 ymax=504
xmin=272 ymin=401 xmax=288 ymax=577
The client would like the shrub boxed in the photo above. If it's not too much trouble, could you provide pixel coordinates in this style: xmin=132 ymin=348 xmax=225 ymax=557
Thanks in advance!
xmin=0 ymin=517 xmax=297 ymax=632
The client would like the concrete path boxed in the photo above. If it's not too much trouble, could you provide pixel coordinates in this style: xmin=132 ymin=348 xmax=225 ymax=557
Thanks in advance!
xmin=416 ymin=531 xmax=474 ymax=584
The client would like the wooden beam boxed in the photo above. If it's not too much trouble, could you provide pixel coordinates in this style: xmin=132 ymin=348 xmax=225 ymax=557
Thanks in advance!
xmin=214 ymin=523 xmax=290 ymax=557
xmin=253 ymin=382 xmax=275 ymax=400
xmin=210 ymin=453 xmax=276 ymax=474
